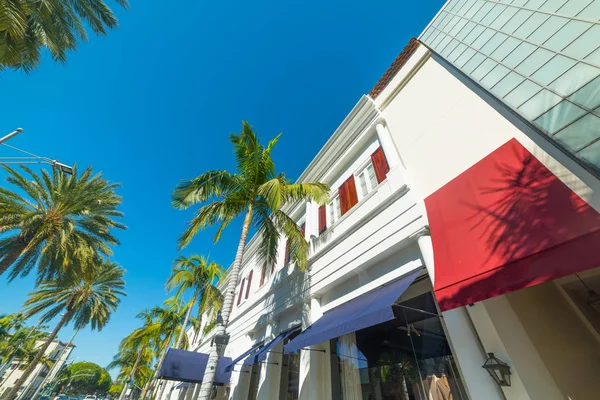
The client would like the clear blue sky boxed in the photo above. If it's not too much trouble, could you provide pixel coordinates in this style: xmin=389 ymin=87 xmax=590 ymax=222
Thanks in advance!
xmin=0 ymin=0 xmax=444 ymax=375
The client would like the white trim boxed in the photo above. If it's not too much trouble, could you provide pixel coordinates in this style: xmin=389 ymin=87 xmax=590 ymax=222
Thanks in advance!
xmin=320 ymin=260 xmax=425 ymax=313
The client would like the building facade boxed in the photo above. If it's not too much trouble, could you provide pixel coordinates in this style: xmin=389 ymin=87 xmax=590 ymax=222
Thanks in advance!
xmin=159 ymin=1 xmax=600 ymax=399
xmin=0 ymin=339 xmax=75 ymax=399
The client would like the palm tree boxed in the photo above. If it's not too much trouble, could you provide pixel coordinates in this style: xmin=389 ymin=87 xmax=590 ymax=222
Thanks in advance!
xmin=172 ymin=122 xmax=329 ymax=397
xmin=0 ymin=0 xmax=129 ymax=72
xmin=138 ymin=297 xmax=199 ymax=400
xmin=4 ymin=260 xmax=126 ymax=400
xmin=166 ymin=254 xmax=225 ymax=349
xmin=108 ymin=339 xmax=154 ymax=400
xmin=0 ymin=165 xmax=126 ymax=281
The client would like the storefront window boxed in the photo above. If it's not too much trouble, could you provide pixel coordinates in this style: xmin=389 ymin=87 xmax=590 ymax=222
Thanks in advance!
xmin=247 ymin=363 xmax=260 ymax=400
xmin=280 ymin=330 xmax=301 ymax=399
xmin=331 ymin=292 xmax=466 ymax=400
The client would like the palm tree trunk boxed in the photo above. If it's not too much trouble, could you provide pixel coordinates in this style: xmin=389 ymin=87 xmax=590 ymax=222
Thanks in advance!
xmin=145 ymin=332 xmax=174 ymax=400
xmin=197 ymin=205 xmax=253 ymax=400
xmin=5 ymin=311 xmax=71 ymax=400
xmin=119 ymin=351 xmax=143 ymax=400
xmin=140 ymin=380 xmax=152 ymax=400
xmin=174 ymin=292 xmax=196 ymax=350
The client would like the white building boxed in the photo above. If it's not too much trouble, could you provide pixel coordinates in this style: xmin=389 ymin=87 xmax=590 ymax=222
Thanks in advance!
xmin=160 ymin=1 xmax=600 ymax=399
xmin=0 ymin=339 xmax=75 ymax=399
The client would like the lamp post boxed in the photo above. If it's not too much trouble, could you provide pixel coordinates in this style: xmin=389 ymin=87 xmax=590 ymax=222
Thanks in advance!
xmin=0 ymin=128 xmax=74 ymax=175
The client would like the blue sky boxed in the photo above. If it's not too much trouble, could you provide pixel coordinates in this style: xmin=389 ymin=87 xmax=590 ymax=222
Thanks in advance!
xmin=0 ymin=0 xmax=444 ymax=375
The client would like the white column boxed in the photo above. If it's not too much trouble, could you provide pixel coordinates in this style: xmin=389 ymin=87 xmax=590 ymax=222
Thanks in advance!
xmin=375 ymin=122 xmax=401 ymax=169
xmin=415 ymin=230 xmax=435 ymax=287
xmin=298 ymin=297 xmax=332 ymax=400
xmin=257 ymin=321 xmax=284 ymax=400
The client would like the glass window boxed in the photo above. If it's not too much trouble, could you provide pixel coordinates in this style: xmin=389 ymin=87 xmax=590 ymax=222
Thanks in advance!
xmin=329 ymin=195 xmax=341 ymax=226
xmin=443 ymin=16 xmax=461 ymax=33
xmin=524 ymin=0 xmax=546 ymax=8
xmin=513 ymin=12 xmax=548 ymax=38
xmin=543 ymin=20 xmax=592 ymax=52
xmin=585 ymin=46 xmax=600 ymax=66
xmin=357 ymin=162 xmax=378 ymax=199
xmin=534 ymin=100 xmax=587 ymax=134
xmin=456 ymin=20 xmax=477 ymax=41
xmin=441 ymin=39 xmax=460 ymax=57
xmin=502 ymin=9 xmax=534 ymax=34
xmin=432 ymin=12 xmax=450 ymax=28
xmin=491 ymin=71 xmax=526 ymax=98
xmin=481 ymin=32 xmax=508 ymax=55
xmin=540 ymin=0 xmax=567 ymax=13
xmin=430 ymin=32 xmax=447 ymax=48
xmin=330 ymin=292 xmax=468 ymax=400
xmin=563 ymin=25 xmax=600 ymax=59
xmin=491 ymin=36 xmax=521 ymax=62
xmin=503 ymin=41 xmax=537 ymax=69
xmin=569 ymin=75 xmax=600 ymax=109
xmin=455 ymin=47 xmax=477 ymax=68
xmin=472 ymin=28 xmax=495 ymax=49
xmin=456 ymin=0 xmax=475 ymax=14
xmin=515 ymin=47 xmax=554 ymax=76
xmin=464 ymin=24 xmax=486 ymax=45
xmin=464 ymin=0 xmax=485 ymax=19
xmin=554 ymin=114 xmax=600 ymax=151
xmin=504 ymin=79 xmax=543 ymax=108
xmin=557 ymin=0 xmax=592 ymax=16
xmin=450 ymin=18 xmax=469 ymax=36
xmin=471 ymin=58 xmax=498 ymax=80
xmin=448 ymin=43 xmax=469 ymax=62
xmin=481 ymin=64 xmax=510 ymax=88
xmin=463 ymin=51 xmax=487 ymax=73
xmin=472 ymin=2 xmax=494 ymax=22
xmin=531 ymin=55 xmax=577 ymax=85
xmin=280 ymin=332 xmax=301 ymax=400
xmin=437 ymin=35 xmax=454 ymax=53
xmin=490 ymin=6 xmax=519 ymax=30
xmin=577 ymin=1 xmax=600 ymax=21
xmin=578 ymin=140 xmax=600 ymax=170
xmin=518 ymin=89 xmax=563 ymax=119
xmin=420 ymin=28 xmax=435 ymax=44
xmin=548 ymin=62 xmax=600 ymax=97
xmin=481 ymin=4 xmax=507 ymax=26
xmin=527 ymin=16 xmax=569 ymax=45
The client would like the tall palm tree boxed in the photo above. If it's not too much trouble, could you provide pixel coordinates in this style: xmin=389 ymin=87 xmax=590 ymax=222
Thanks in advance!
xmin=166 ymin=254 xmax=225 ymax=349
xmin=0 ymin=0 xmax=129 ymax=72
xmin=138 ymin=297 xmax=199 ymax=400
xmin=108 ymin=341 xmax=154 ymax=400
xmin=5 ymin=260 xmax=126 ymax=400
xmin=172 ymin=122 xmax=329 ymax=397
xmin=0 ymin=165 xmax=126 ymax=281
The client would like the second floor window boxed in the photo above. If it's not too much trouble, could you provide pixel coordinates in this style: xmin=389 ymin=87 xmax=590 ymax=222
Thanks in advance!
xmin=328 ymin=195 xmax=341 ymax=226
xmin=357 ymin=162 xmax=378 ymax=198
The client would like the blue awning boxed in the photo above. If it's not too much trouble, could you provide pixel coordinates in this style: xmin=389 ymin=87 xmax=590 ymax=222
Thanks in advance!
xmin=157 ymin=348 xmax=232 ymax=384
xmin=243 ymin=327 xmax=300 ymax=366
xmin=225 ymin=341 xmax=263 ymax=372
xmin=284 ymin=269 xmax=422 ymax=354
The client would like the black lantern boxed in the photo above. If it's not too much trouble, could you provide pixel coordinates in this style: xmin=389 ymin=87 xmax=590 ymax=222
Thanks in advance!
xmin=482 ymin=353 xmax=511 ymax=387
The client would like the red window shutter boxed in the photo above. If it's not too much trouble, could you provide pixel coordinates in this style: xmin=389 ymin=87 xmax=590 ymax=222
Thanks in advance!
xmin=301 ymin=223 xmax=306 ymax=236
xmin=260 ymin=263 xmax=267 ymax=286
xmin=237 ymin=279 xmax=245 ymax=306
xmin=285 ymin=241 xmax=291 ymax=264
xmin=318 ymin=205 xmax=327 ymax=233
xmin=371 ymin=146 xmax=390 ymax=183
xmin=340 ymin=176 xmax=358 ymax=216
xmin=245 ymin=270 xmax=253 ymax=299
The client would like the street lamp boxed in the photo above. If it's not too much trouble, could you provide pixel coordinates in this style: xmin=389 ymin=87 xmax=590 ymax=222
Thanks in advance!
xmin=0 ymin=128 xmax=74 ymax=175
xmin=482 ymin=353 xmax=511 ymax=387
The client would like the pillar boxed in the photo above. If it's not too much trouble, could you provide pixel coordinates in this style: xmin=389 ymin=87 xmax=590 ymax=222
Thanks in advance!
xmin=298 ymin=297 xmax=332 ymax=400
xmin=257 ymin=321 xmax=284 ymax=400
xmin=375 ymin=122 xmax=401 ymax=170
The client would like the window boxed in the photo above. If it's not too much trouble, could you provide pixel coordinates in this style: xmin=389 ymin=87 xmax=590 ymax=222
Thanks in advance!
xmin=370 ymin=146 xmax=390 ymax=184
xmin=237 ymin=278 xmax=246 ymax=306
xmin=260 ymin=263 xmax=267 ymax=287
xmin=245 ymin=270 xmax=253 ymax=300
xmin=357 ymin=163 xmax=378 ymax=198
xmin=328 ymin=195 xmax=341 ymax=226
xmin=285 ymin=241 xmax=291 ymax=265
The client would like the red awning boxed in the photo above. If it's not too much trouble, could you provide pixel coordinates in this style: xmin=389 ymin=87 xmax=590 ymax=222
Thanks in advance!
xmin=426 ymin=138 xmax=600 ymax=311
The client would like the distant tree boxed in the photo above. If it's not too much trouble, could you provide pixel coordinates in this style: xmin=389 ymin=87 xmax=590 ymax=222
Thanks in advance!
xmin=5 ymin=261 xmax=126 ymax=400
xmin=108 ymin=384 xmax=123 ymax=395
xmin=0 ymin=0 xmax=129 ymax=72
xmin=55 ymin=362 xmax=111 ymax=395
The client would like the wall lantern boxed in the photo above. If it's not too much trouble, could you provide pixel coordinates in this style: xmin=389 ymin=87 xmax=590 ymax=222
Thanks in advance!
xmin=482 ymin=353 xmax=511 ymax=387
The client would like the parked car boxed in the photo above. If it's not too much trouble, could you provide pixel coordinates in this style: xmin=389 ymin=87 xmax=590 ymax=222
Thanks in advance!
xmin=83 ymin=396 xmax=97 ymax=400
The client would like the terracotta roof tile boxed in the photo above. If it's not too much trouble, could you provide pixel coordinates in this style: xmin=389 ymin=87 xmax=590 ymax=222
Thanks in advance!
xmin=369 ymin=38 xmax=420 ymax=99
